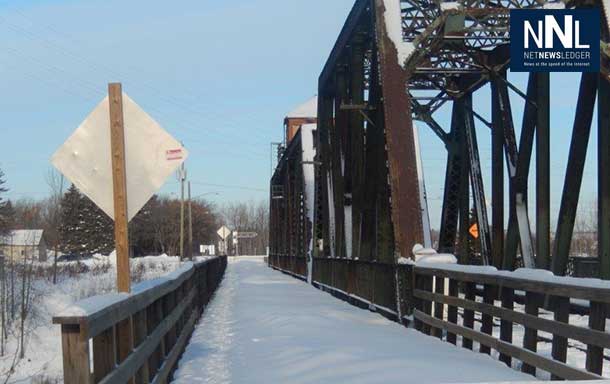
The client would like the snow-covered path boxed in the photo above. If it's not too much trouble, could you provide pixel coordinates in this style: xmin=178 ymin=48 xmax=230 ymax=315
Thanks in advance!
xmin=172 ymin=257 xmax=532 ymax=384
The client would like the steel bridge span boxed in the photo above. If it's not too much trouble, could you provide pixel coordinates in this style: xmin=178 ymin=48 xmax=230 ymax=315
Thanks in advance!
xmin=269 ymin=0 xmax=610 ymax=380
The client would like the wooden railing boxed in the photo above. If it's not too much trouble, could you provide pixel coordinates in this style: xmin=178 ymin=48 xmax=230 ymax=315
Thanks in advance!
xmin=412 ymin=263 xmax=608 ymax=381
xmin=53 ymin=256 xmax=227 ymax=384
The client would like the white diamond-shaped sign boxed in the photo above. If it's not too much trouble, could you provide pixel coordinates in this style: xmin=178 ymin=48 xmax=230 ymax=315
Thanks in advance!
xmin=217 ymin=226 xmax=231 ymax=240
xmin=51 ymin=93 xmax=188 ymax=221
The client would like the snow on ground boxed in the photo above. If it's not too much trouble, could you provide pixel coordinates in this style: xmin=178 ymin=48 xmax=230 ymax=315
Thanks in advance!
xmin=172 ymin=257 xmax=531 ymax=384
xmin=0 ymin=254 xmax=184 ymax=384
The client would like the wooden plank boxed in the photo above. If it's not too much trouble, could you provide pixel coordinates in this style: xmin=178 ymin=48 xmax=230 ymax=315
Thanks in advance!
xmin=98 ymin=288 xmax=195 ymax=384
xmin=108 ymin=83 xmax=131 ymax=294
xmin=586 ymin=301 xmax=606 ymax=375
xmin=151 ymin=311 xmax=198 ymax=384
xmin=414 ymin=289 xmax=610 ymax=349
xmin=551 ymin=296 xmax=570 ymax=380
xmin=414 ymin=265 xmax=610 ymax=303
xmin=61 ymin=324 xmax=92 ymax=384
xmin=93 ymin=327 xmax=115 ymax=383
xmin=413 ymin=310 xmax=602 ymax=381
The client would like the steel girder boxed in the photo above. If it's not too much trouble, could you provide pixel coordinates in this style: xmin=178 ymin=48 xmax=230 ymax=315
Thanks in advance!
xmin=313 ymin=0 xmax=425 ymax=265
xmin=299 ymin=0 xmax=610 ymax=276
xmin=270 ymin=131 xmax=309 ymax=274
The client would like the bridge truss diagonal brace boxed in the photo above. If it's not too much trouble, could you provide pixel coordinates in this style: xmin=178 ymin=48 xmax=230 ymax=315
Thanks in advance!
xmin=373 ymin=0 xmax=425 ymax=260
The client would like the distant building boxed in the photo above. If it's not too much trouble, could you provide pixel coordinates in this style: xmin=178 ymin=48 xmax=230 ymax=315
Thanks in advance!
xmin=0 ymin=230 xmax=48 ymax=262
xmin=284 ymin=96 xmax=317 ymax=145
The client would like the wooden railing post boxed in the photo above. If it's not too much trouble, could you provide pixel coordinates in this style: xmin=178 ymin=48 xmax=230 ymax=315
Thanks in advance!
xmin=133 ymin=309 xmax=150 ymax=384
xmin=413 ymin=273 xmax=423 ymax=332
xmin=60 ymin=324 xmax=92 ymax=384
xmin=432 ymin=276 xmax=445 ymax=339
xmin=446 ymin=278 xmax=458 ymax=345
xmin=551 ymin=295 xmax=569 ymax=380
xmin=462 ymin=281 xmax=476 ymax=350
xmin=116 ymin=316 xmax=134 ymax=384
xmin=480 ymin=284 xmax=494 ymax=355
xmin=499 ymin=286 xmax=514 ymax=367
xmin=422 ymin=275 xmax=433 ymax=336
xmin=93 ymin=327 xmax=115 ymax=383
xmin=522 ymin=291 xmax=540 ymax=375
xmin=586 ymin=301 xmax=606 ymax=375
xmin=147 ymin=299 xmax=163 ymax=379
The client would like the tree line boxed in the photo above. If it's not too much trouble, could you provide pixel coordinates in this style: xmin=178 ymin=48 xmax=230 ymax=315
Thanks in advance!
xmin=0 ymin=168 xmax=270 ymax=258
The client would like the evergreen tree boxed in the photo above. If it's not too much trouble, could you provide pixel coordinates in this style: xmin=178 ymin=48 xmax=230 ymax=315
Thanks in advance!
xmin=80 ymin=196 xmax=114 ymax=255
xmin=59 ymin=185 xmax=115 ymax=256
xmin=59 ymin=185 xmax=85 ymax=255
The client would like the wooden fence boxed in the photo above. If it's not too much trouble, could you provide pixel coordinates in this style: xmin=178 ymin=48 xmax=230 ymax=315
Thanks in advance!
xmin=269 ymin=256 xmax=610 ymax=380
xmin=412 ymin=263 xmax=608 ymax=380
xmin=53 ymin=256 xmax=227 ymax=384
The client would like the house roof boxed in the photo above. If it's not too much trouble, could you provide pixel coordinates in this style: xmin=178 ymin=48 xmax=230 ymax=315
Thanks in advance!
xmin=0 ymin=230 xmax=44 ymax=246
xmin=286 ymin=96 xmax=318 ymax=119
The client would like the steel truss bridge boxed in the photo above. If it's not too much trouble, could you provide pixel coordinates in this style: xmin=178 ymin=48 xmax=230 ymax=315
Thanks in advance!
xmin=269 ymin=0 xmax=610 ymax=378
xmin=271 ymin=0 xmax=610 ymax=275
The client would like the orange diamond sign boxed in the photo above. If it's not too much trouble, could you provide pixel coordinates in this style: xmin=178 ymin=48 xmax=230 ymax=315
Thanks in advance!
xmin=469 ymin=223 xmax=479 ymax=239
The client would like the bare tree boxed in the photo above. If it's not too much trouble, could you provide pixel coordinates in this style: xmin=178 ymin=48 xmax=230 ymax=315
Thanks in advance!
xmin=43 ymin=169 xmax=66 ymax=284
xmin=220 ymin=200 xmax=269 ymax=255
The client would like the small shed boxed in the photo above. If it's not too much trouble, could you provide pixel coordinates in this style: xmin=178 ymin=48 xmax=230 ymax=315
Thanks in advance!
xmin=0 ymin=230 xmax=48 ymax=262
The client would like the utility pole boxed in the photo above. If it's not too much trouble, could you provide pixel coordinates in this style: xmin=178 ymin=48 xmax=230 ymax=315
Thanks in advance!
xmin=179 ymin=163 xmax=186 ymax=260
xmin=188 ymin=181 xmax=193 ymax=260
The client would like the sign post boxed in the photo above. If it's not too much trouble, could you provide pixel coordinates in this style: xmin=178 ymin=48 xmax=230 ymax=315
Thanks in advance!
xmin=217 ymin=226 xmax=231 ymax=256
xmin=52 ymin=83 xmax=188 ymax=294
xmin=108 ymin=83 xmax=131 ymax=293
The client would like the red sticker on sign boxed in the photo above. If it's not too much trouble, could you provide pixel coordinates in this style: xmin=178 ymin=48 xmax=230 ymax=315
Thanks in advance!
xmin=166 ymin=149 xmax=183 ymax=161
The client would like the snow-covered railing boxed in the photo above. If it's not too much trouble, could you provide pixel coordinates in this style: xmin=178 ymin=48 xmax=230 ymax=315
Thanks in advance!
xmin=53 ymin=256 xmax=227 ymax=384
xmin=411 ymin=263 xmax=609 ymax=381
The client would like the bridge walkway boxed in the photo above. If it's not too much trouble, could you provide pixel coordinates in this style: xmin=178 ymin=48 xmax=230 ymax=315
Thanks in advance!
xmin=171 ymin=257 xmax=531 ymax=384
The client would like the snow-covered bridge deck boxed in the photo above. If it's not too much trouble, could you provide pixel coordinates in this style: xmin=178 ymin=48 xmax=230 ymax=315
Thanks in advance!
xmin=172 ymin=257 xmax=531 ymax=384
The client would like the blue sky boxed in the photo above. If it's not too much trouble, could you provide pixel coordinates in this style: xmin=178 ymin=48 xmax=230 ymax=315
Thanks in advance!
xmin=0 ymin=0 xmax=354 ymax=203
xmin=0 ymin=0 xmax=600 ymax=229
